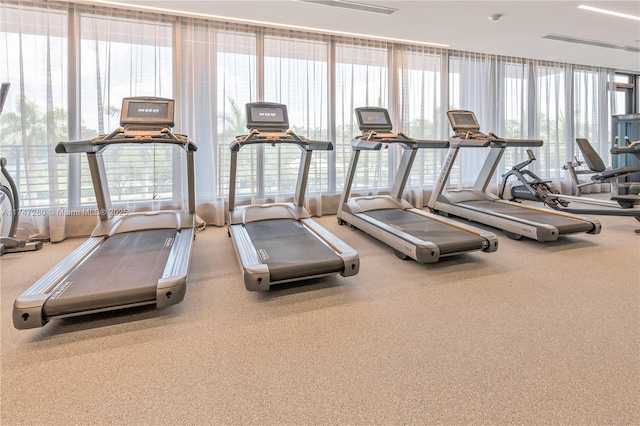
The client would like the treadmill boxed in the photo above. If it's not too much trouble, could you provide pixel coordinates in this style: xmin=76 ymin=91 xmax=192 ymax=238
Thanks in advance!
xmin=337 ymin=107 xmax=498 ymax=263
xmin=227 ymin=102 xmax=359 ymax=291
xmin=427 ymin=109 xmax=601 ymax=242
xmin=13 ymin=97 xmax=197 ymax=329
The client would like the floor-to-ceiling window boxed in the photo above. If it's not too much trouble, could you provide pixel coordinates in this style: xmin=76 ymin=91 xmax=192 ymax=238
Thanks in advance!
xmin=79 ymin=9 xmax=175 ymax=211
xmin=396 ymin=46 xmax=443 ymax=205
xmin=335 ymin=40 xmax=388 ymax=193
xmin=1 ymin=0 xmax=623 ymax=240
xmin=0 ymin=1 xmax=68 ymax=240
xmin=263 ymin=31 xmax=328 ymax=204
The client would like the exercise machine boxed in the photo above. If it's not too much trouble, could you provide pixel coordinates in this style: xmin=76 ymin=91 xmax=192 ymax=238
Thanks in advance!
xmin=337 ymin=107 xmax=498 ymax=263
xmin=228 ymin=102 xmax=359 ymax=291
xmin=0 ymin=82 xmax=43 ymax=255
xmin=564 ymin=137 xmax=640 ymax=207
xmin=0 ymin=157 xmax=43 ymax=255
xmin=499 ymin=149 xmax=568 ymax=208
xmin=428 ymin=110 xmax=601 ymax=241
xmin=499 ymin=148 xmax=640 ymax=232
xmin=612 ymin=114 xmax=640 ymax=187
xmin=612 ymin=136 xmax=640 ymax=161
xmin=13 ymin=97 xmax=197 ymax=329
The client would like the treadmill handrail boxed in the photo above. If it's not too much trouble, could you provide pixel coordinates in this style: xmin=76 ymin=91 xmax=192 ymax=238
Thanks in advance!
xmin=352 ymin=131 xmax=448 ymax=151
xmin=231 ymin=128 xmax=333 ymax=152
xmin=503 ymin=138 xmax=544 ymax=147
xmin=449 ymin=136 xmax=493 ymax=148
xmin=55 ymin=127 xmax=197 ymax=154
xmin=449 ymin=135 xmax=543 ymax=148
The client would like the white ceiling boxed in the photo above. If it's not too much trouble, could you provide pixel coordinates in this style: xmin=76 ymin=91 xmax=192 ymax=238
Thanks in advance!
xmin=98 ymin=0 xmax=640 ymax=71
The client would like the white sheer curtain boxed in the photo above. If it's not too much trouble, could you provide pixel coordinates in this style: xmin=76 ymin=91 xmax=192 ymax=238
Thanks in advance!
xmin=448 ymin=51 xmax=493 ymax=188
xmin=573 ymin=67 xmax=612 ymax=158
xmin=176 ymin=20 xmax=257 ymax=226
xmin=263 ymin=29 xmax=328 ymax=215
xmin=492 ymin=56 xmax=532 ymax=193
xmin=212 ymin=25 xmax=258 ymax=220
xmin=335 ymin=39 xmax=389 ymax=196
xmin=0 ymin=0 xmax=68 ymax=242
xmin=396 ymin=45 xmax=445 ymax=207
xmin=535 ymin=62 xmax=571 ymax=190
xmin=74 ymin=7 xmax=179 ymax=237
xmin=570 ymin=66 xmax=616 ymax=194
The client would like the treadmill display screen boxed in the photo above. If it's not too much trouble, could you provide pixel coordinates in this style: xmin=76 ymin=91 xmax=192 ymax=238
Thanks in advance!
xmin=127 ymin=102 xmax=169 ymax=119
xmin=120 ymin=97 xmax=175 ymax=127
xmin=355 ymin=107 xmax=392 ymax=131
xmin=447 ymin=110 xmax=480 ymax=132
xmin=246 ymin=103 xmax=289 ymax=129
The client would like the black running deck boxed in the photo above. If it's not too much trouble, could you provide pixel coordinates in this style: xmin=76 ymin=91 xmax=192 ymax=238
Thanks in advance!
xmin=245 ymin=219 xmax=344 ymax=282
xmin=364 ymin=209 xmax=487 ymax=254
xmin=43 ymin=229 xmax=176 ymax=317
xmin=461 ymin=200 xmax=596 ymax=234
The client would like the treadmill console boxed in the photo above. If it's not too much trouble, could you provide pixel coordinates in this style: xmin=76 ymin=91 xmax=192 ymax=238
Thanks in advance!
xmin=120 ymin=97 xmax=175 ymax=137
xmin=355 ymin=107 xmax=393 ymax=134
xmin=246 ymin=102 xmax=289 ymax=131
xmin=121 ymin=97 xmax=174 ymax=127
xmin=447 ymin=110 xmax=480 ymax=134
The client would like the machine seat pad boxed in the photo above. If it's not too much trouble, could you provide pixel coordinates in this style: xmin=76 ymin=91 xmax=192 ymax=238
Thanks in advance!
xmin=592 ymin=166 xmax=640 ymax=182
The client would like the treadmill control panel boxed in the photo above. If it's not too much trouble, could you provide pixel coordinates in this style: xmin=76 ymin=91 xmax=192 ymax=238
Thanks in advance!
xmin=233 ymin=103 xmax=333 ymax=151
xmin=246 ymin=102 xmax=289 ymax=131
xmin=447 ymin=110 xmax=480 ymax=134
xmin=446 ymin=109 xmax=502 ymax=141
xmin=355 ymin=107 xmax=393 ymax=134
xmin=120 ymin=97 xmax=175 ymax=128
xmin=120 ymin=97 xmax=175 ymax=137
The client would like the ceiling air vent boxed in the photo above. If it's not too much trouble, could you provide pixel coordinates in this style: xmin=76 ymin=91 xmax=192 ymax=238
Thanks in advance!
xmin=543 ymin=34 xmax=640 ymax=53
xmin=299 ymin=0 xmax=397 ymax=15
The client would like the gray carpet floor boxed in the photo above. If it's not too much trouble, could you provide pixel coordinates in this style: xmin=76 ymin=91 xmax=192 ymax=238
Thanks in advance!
xmin=1 ymin=208 xmax=639 ymax=425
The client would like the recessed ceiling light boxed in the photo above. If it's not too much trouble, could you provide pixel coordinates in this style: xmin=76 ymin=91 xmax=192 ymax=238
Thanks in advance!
xmin=299 ymin=0 xmax=398 ymax=16
xmin=543 ymin=33 xmax=640 ymax=53
xmin=578 ymin=5 xmax=640 ymax=21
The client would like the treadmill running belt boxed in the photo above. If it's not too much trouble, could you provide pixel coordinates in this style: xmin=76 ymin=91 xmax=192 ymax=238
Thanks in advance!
xmin=462 ymin=200 xmax=595 ymax=234
xmin=365 ymin=209 xmax=487 ymax=254
xmin=245 ymin=219 xmax=344 ymax=282
xmin=43 ymin=229 xmax=176 ymax=317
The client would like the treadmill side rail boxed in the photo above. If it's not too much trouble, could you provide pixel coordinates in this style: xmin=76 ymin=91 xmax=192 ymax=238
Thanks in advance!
xmin=157 ymin=227 xmax=195 ymax=308
xmin=228 ymin=224 xmax=270 ymax=291
xmin=13 ymin=237 xmax=104 ymax=329
xmin=301 ymin=218 xmax=359 ymax=277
